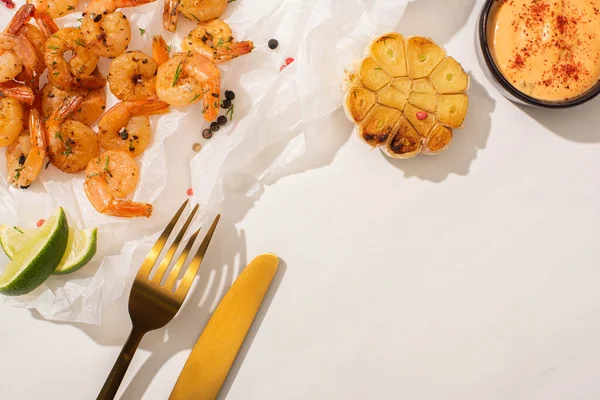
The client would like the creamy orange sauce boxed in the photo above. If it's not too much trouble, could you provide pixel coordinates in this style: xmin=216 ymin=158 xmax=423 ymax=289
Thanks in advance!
xmin=488 ymin=0 xmax=600 ymax=101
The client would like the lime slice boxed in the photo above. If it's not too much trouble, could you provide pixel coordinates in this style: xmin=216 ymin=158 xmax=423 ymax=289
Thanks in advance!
xmin=53 ymin=228 xmax=97 ymax=275
xmin=0 ymin=225 xmax=32 ymax=260
xmin=0 ymin=208 xmax=69 ymax=296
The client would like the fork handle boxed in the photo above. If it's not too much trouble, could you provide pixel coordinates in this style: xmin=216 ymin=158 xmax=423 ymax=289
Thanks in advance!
xmin=96 ymin=327 xmax=147 ymax=400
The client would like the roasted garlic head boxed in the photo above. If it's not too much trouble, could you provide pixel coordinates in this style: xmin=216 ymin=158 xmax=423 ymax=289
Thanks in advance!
xmin=343 ymin=33 xmax=469 ymax=158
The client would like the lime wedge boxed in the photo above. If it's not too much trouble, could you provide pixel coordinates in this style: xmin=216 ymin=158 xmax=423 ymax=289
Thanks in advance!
xmin=53 ymin=228 xmax=97 ymax=275
xmin=0 ymin=207 xmax=69 ymax=296
xmin=0 ymin=225 xmax=32 ymax=260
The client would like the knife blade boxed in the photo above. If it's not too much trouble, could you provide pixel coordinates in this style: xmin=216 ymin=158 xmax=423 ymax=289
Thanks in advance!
xmin=169 ymin=253 xmax=279 ymax=400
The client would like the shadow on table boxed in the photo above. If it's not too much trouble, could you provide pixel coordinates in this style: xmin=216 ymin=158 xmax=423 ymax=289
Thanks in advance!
xmin=396 ymin=0 xmax=476 ymax=43
xmin=385 ymin=76 xmax=495 ymax=182
xmin=518 ymin=97 xmax=600 ymax=143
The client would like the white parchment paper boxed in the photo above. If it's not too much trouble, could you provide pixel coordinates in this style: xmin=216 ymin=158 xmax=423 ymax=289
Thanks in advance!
xmin=0 ymin=0 xmax=412 ymax=324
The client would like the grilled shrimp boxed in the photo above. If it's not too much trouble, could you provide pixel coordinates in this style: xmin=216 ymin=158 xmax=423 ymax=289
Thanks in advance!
xmin=6 ymin=110 xmax=46 ymax=189
xmin=45 ymin=95 xmax=100 ymax=173
xmin=41 ymin=82 xmax=106 ymax=126
xmin=107 ymin=51 xmax=158 ymax=101
xmin=182 ymin=19 xmax=254 ymax=64
xmin=98 ymin=100 xmax=169 ymax=157
xmin=84 ymin=150 xmax=153 ymax=218
xmin=0 ymin=33 xmax=37 ymax=84
xmin=0 ymin=82 xmax=34 ymax=147
xmin=44 ymin=28 xmax=104 ymax=91
xmin=156 ymin=52 xmax=220 ymax=121
xmin=178 ymin=0 xmax=226 ymax=23
xmin=81 ymin=0 xmax=155 ymax=58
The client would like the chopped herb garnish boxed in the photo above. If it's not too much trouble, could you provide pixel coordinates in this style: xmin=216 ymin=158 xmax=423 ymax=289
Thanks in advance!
xmin=67 ymin=5 xmax=75 ymax=10
xmin=228 ymin=0 xmax=235 ymax=3
xmin=166 ymin=45 xmax=171 ymax=52
xmin=225 ymin=103 xmax=234 ymax=121
xmin=104 ymin=156 xmax=109 ymax=172
xmin=190 ymin=13 xmax=200 ymax=21
xmin=87 ymin=173 xmax=99 ymax=178
xmin=13 ymin=166 xmax=23 ymax=180
xmin=77 ymin=18 xmax=83 ymax=22
xmin=53 ymin=72 xmax=60 ymax=77
xmin=13 ymin=226 xmax=24 ymax=234
xmin=139 ymin=28 xmax=146 ymax=35
xmin=374 ymin=67 xmax=382 ymax=70
xmin=172 ymin=62 xmax=183 ymax=87
xmin=129 ymin=141 xmax=134 ymax=152
xmin=189 ymin=93 xmax=201 ymax=103
xmin=74 ymin=38 xmax=85 ymax=46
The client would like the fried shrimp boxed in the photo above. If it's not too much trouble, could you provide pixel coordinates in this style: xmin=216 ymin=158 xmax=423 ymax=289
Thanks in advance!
xmin=84 ymin=150 xmax=153 ymax=218
xmin=178 ymin=0 xmax=227 ymax=23
xmin=98 ymin=100 xmax=169 ymax=157
xmin=44 ymin=28 xmax=105 ymax=91
xmin=81 ymin=0 xmax=155 ymax=58
xmin=41 ymin=83 xmax=106 ymax=126
xmin=156 ymin=52 xmax=220 ymax=121
xmin=108 ymin=51 xmax=159 ymax=101
xmin=0 ymin=82 xmax=34 ymax=147
xmin=45 ymin=95 xmax=100 ymax=173
xmin=6 ymin=110 xmax=46 ymax=189
xmin=182 ymin=19 xmax=254 ymax=64
xmin=0 ymin=33 xmax=37 ymax=84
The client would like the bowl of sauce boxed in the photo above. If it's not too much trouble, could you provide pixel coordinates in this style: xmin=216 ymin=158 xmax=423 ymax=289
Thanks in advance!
xmin=477 ymin=0 xmax=600 ymax=108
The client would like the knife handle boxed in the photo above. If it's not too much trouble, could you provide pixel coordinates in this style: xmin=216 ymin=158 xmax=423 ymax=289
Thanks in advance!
xmin=169 ymin=253 xmax=279 ymax=400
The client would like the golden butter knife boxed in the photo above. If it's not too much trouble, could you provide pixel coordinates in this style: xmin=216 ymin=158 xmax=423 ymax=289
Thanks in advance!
xmin=169 ymin=253 xmax=279 ymax=400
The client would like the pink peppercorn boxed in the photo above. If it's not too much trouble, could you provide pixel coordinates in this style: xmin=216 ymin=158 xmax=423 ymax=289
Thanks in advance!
xmin=36 ymin=219 xmax=45 ymax=228
xmin=186 ymin=188 xmax=194 ymax=196
xmin=416 ymin=111 xmax=428 ymax=120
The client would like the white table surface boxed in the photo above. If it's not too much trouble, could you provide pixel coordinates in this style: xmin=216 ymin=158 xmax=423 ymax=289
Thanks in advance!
xmin=4 ymin=0 xmax=600 ymax=399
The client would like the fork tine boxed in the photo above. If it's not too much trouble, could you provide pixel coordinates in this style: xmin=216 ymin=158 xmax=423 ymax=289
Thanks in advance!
xmin=163 ymin=228 xmax=201 ymax=291
xmin=151 ymin=204 xmax=200 ymax=284
xmin=173 ymin=214 xmax=220 ymax=300
xmin=135 ymin=199 xmax=189 ymax=280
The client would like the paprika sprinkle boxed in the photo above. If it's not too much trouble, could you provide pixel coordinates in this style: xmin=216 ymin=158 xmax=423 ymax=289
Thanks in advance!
xmin=488 ymin=0 xmax=600 ymax=101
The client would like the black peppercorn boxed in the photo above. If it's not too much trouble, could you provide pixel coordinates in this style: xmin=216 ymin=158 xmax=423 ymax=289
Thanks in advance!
xmin=202 ymin=129 xmax=213 ymax=139
xmin=217 ymin=115 xmax=227 ymax=126
xmin=224 ymin=90 xmax=235 ymax=100
xmin=268 ymin=39 xmax=279 ymax=50
xmin=210 ymin=122 xmax=220 ymax=132
xmin=221 ymin=98 xmax=231 ymax=109
xmin=18 ymin=155 xmax=26 ymax=165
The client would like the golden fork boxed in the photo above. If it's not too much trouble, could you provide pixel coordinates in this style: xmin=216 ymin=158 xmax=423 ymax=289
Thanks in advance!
xmin=96 ymin=200 xmax=220 ymax=400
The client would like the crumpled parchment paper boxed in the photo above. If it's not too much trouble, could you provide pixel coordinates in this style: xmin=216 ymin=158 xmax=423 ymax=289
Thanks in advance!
xmin=0 ymin=0 xmax=412 ymax=324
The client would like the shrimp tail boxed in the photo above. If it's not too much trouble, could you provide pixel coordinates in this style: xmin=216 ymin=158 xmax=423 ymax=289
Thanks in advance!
xmin=4 ymin=4 xmax=35 ymax=35
xmin=214 ymin=41 xmax=255 ymax=63
xmin=0 ymin=81 xmax=35 ymax=105
xmin=125 ymin=100 xmax=170 ymax=116
xmin=53 ymin=94 xmax=85 ymax=121
xmin=152 ymin=35 xmax=170 ymax=65
xmin=34 ymin=11 xmax=60 ymax=38
xmin=105 ymin=201 xmax=153 ymax=218
xmin=75 ymin=74 xmax=107 ymax=90
xmin=29 ymin=109 xmax=46 ymax=151
xmin=114 ymin=0 xmax=156 ymax=9
xmin=162 ymin=0 xmax=178 ymax=33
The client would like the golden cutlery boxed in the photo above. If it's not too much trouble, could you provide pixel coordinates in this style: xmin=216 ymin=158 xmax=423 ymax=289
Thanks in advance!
xmin=96 ymin=200 xmax=220 ymax=400
xmin=169 ymin=253 xmax=279 ymax=400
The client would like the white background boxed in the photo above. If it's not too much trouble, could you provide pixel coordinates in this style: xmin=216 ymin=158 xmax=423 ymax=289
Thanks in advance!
xmin=3 ymin=0 xmax=600 ymax=399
